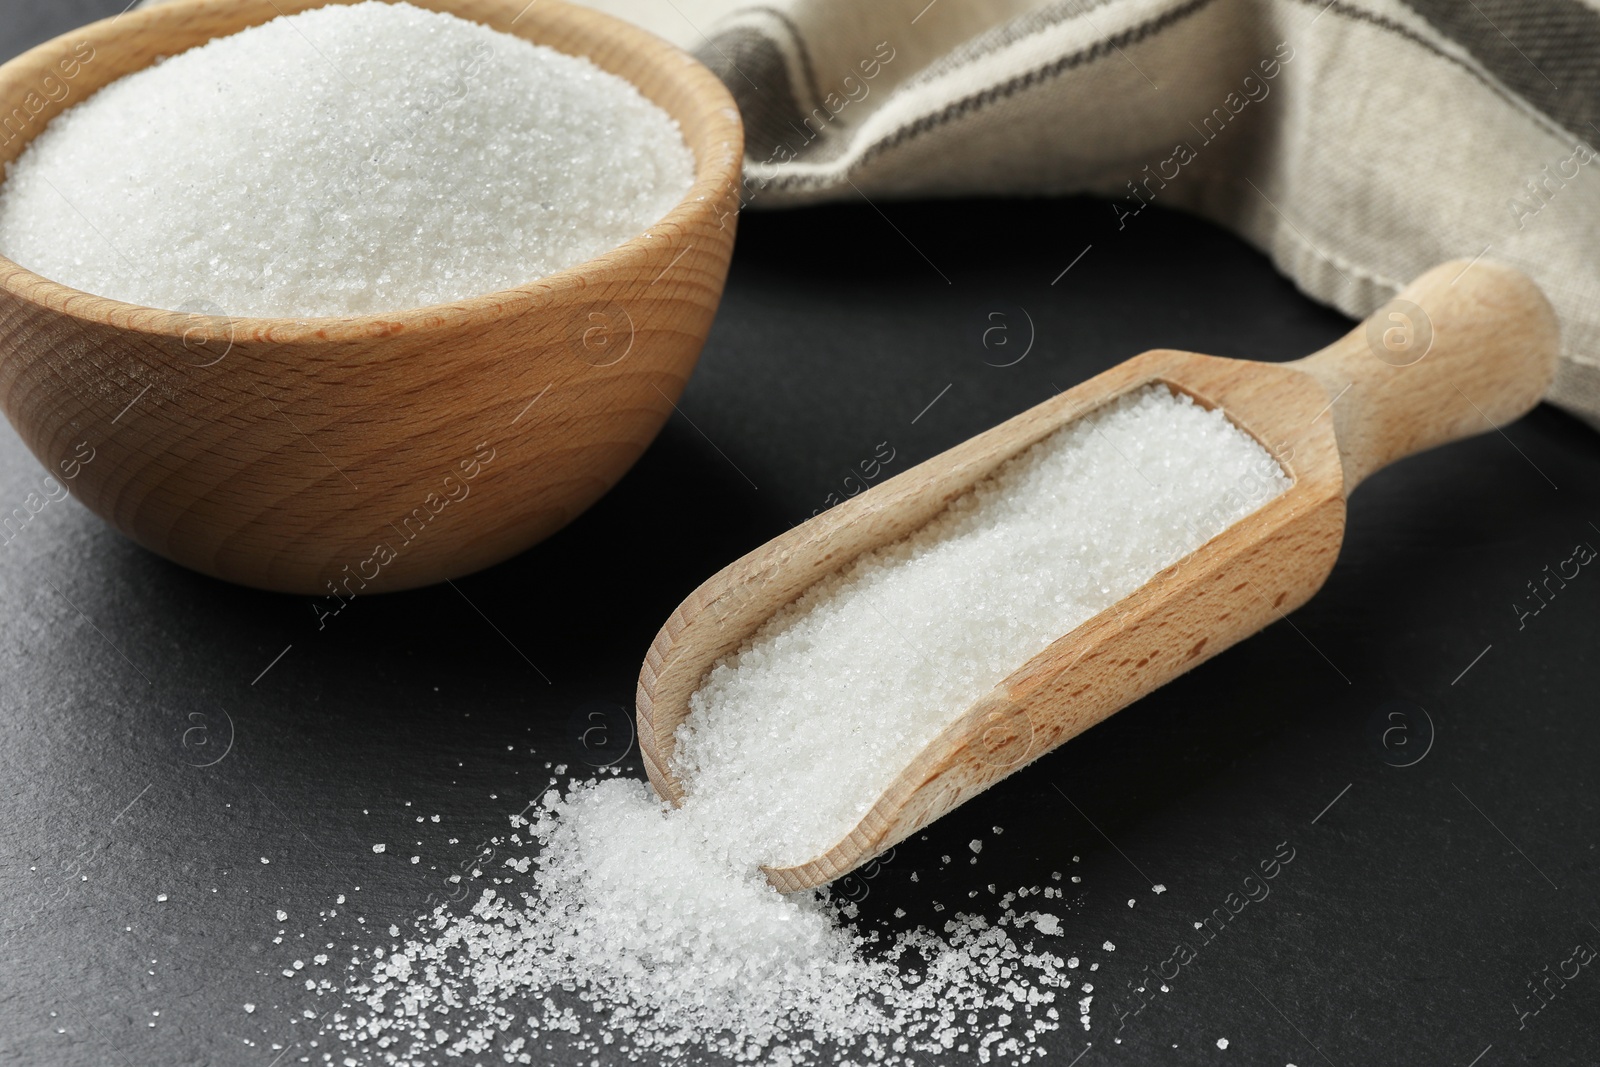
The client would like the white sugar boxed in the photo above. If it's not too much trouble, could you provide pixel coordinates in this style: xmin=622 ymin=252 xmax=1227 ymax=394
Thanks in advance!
xmin=0 ymin=2 xmax=693 ymax=317
xmin=322 ymin=386 xmax=1286 ymax=1062
xmin=678 ymin=385 xmax=1289 ymax=866
xmin=332 ymin=780 xmax=1076 ymax=1063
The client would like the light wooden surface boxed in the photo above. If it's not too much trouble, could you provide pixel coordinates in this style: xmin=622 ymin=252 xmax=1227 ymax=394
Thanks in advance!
xmin=0 ymin=0 xmax=742 ymax=594
xmin=637 ymin=260 xmax=1560 ymax=892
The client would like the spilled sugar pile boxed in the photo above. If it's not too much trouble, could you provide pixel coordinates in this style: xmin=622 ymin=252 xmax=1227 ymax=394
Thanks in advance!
xmin=328 ymin=787 xmax=1076 ymax=1065
xmin=318 ymin=387 xmax=1287 ymax=1064
xmin=0 ymin=2 xmax=693 ymax=318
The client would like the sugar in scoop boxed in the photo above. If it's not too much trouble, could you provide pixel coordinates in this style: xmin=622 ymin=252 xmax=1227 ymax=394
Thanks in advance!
xmin=0 ymin=2 xmax=694 ymax=318
xmin=675 ymin=385 xmax=1290 ymax=868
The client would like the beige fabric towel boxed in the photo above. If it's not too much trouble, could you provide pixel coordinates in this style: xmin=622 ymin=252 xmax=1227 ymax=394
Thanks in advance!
xmin=579 ymin=0 xmax=1600 ymax=431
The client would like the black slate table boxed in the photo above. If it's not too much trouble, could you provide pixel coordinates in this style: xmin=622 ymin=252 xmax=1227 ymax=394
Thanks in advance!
xmin=3 ymin=4 xmax=1600 ymax=1065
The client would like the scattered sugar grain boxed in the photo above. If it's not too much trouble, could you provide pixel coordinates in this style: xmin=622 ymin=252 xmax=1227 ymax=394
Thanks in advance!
xmin=328 ymin=780 xmax=1074 ymax=1064
xmin=1031 ymin=913 xmax=1064 ymax=935
xmin=0 ymin=2 xmax=693 ymax=317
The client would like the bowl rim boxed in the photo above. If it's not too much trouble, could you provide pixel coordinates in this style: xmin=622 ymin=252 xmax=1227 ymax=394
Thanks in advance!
xmin=0 ymin=0 xmax=744 ymax=344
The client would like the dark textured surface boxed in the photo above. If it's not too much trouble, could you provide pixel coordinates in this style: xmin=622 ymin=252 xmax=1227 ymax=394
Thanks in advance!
xmin=4 ymin=4 xmax=1600 ymax=1066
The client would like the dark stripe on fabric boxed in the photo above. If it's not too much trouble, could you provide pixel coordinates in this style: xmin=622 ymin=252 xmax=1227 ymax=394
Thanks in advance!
xmin=1402 ymin=0 xmax=1600 ymax=141
xmin=743 ymin=5 xmax=825 ymax=112
xmin=759 ymin=0 xmax=1582 ymax=193
xmin=761 ymin=0 xmax=1221 ymax=191
xmin=695 ymin=28 xmax=808 ymax=160
xmin=1296 ymin=0 xmax=1576 ymax=146
xmin=905 ymin=0 xmax=1117 ymax=91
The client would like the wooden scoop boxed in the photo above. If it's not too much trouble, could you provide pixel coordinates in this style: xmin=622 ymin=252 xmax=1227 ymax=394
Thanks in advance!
xmin=636 ymin=260 xmax=1559 ymax=892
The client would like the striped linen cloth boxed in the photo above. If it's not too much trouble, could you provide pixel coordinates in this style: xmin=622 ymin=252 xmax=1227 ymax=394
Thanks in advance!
xmin=579 ymin=0 xmax=1600 ymax=430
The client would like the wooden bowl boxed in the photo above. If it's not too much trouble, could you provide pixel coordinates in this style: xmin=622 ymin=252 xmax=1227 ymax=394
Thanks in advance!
xmin=0 ymin=0 xmax=742 ymax=594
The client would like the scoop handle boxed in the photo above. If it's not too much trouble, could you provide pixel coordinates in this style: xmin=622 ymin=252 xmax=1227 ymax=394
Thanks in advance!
xmin=1292 ymin=260 xmax=1560 ymax=493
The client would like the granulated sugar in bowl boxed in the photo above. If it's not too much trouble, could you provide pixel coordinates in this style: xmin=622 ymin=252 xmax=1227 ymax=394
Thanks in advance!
xmin=0 ymin=2 xmax=695 ymax=317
